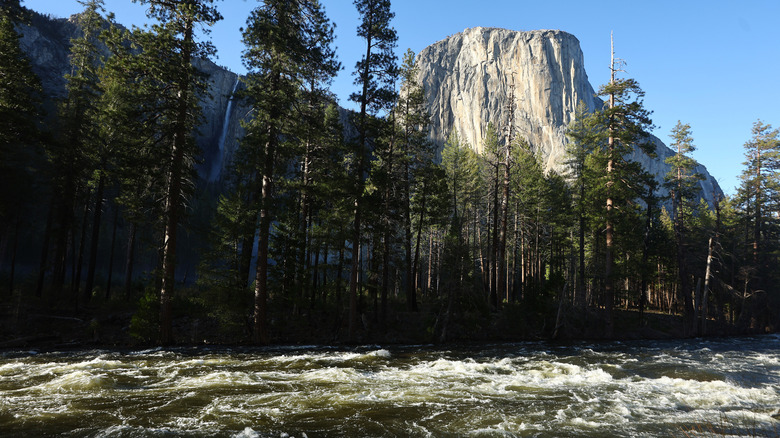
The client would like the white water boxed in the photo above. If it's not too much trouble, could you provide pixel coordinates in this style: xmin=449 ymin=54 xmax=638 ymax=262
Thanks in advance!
xmin=209 ymin=77 xmax=240 ymax=182
xmin=1 ymin=337 xmax=778 ymax=437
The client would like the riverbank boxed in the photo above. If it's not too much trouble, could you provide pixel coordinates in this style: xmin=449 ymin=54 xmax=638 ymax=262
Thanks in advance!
xmin=0 ymin=294 xmax=770 ymax=350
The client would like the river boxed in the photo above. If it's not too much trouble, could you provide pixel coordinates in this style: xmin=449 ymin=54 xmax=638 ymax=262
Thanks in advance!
xmin=1 ymin=336 xmax=778 ymax=437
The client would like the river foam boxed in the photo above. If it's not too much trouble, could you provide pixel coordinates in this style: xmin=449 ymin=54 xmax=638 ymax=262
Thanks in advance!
xmin=0 ymin=338 xmax=778 ymax=437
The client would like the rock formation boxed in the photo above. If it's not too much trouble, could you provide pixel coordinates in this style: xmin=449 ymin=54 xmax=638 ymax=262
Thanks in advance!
xmin=18 ymin=13 xmax=721 ymax=202
xmin=415 ymin=27 xmax=721 ymax=202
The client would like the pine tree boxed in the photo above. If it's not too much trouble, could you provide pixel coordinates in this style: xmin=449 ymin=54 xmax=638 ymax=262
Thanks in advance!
xmin=95 ymin=22 xmax=168 ymax=297
xmin=348 ymin=0 xmax=397 ymax=341
xmin=240 ymin=0 xmax=338 ymax=344
xmin=738 ymin=121 xmax=780 ymax=264
xmin=133 ymin=0 xmax=222 ymax=345
xmin=0 ymin=1 xmax=40 ymax=187
xmin=0 ymin=0 xmax=42 ymax=294
xmin=595 ymin=33 xmax=654 ymax=335
xmin=69 ymin=0 xmax=109 ymax=304
xmin=396 ymin=48 xmax=432 ymax=312
xmin=481 ymin=123 xmax=501 ymax=309
xmin=565 ymin=100 xmax=598 ymax=308
xmin=46 ymin=0 xmax=105 ymax=299
xmin=664 ymin=121 xmax=704 ymax=333
xmin=291 ymin=11 xmax=340 ymax=315
xmin=497 ymin=84 xmax=520 ymax=306
xmin=735 ymin=120 xmax=780 ymax=322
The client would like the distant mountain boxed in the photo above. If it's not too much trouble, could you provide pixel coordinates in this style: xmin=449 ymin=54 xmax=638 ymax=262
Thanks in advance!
xmin=415 ymin=27 xmax=722 ymax=202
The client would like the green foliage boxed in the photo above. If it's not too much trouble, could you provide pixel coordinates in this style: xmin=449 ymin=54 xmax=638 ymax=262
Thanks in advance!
xmin=0 ymin=5 xmax=42 ymax=226
xmin=350 ymin=0 xmax=398 ymax=115
xmin=441 ymin=130 xmax=480 ymax=221
xmin=665 ymin=121 xmax=705 ymax=230
xmin=129 ymin=287 xmax=160 ymax=343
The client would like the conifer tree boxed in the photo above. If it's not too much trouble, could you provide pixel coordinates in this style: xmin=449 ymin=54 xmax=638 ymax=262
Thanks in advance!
xmin=0 ymin=0 xmax=42 ymax=291
xmin=565 ymin=101 xmax=598 ymax=307
xmin=481 ymin=123 xmax=501 ymax=308
xmin=498 ymin=84 xmax=520 ymax=305
xmin=71 ymin=0 xmax=109 ymax=303
xmin=292 ymin=15 xmax=340 ymax=314
xmin=736 ymin=121 xmax=780 ymax=322
xmin=348 ymin=0 xmax=397 ymax=340
xmin=596 ymin=33 xmax=654 ymax=334
xmin=240 ymin=0 xmax=338 ymax=344
xmin=96 ymin=22 xmax=165 ymax=296
xmin=664 ymin=121 xmax=703 ymax=333
xmin=0 ymin=0 xmax=40 ymax=187
xmin=396 ymin=48 xmax=431 ymax=312
xmin=738 ymin=121 xmax=780 ymax=265
xmin=133 ymin=0 xmax=222 ymax=345
xmin=46 ymin=0 xmax=105 ymax=299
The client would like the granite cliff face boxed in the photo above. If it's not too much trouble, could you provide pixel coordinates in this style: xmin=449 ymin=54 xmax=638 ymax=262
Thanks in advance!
xmin=416 ymin=27 xmax=721 ymax=202
xmin=17 ymin=12 xmax=246 ymax=181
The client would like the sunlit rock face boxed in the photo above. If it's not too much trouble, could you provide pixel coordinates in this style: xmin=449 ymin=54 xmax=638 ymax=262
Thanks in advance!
xmin=416 ymin=27 xmax=722 ymax=202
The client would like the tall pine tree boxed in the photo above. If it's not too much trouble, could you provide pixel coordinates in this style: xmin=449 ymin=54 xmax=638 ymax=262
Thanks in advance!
xmin=0 ymin=0 xmax=42 ymax=294
xmin=134 ymin=0 xmax=222 ymax=345
xmin=348 ymin=0 xmax=397 ymax=341
xmin=664 ymin=121 xmax=703 ymax=334
xmin=596 ymin=33 xmax=654 ymax=335
xmin=240 ymin=0 xmax=338 ymax=344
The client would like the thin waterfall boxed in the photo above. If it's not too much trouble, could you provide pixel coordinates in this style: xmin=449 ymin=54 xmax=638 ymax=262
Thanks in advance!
xmin=209 ymin=76 xmax=240 ymax=181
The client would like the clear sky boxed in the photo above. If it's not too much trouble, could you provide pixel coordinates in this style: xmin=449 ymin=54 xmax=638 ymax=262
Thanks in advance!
xmin=24 ymin=0 xmax=780 ymax=195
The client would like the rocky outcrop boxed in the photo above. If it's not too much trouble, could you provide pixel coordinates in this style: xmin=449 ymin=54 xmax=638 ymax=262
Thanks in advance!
xmin=416 ymin=27 xmax=721 ymax=202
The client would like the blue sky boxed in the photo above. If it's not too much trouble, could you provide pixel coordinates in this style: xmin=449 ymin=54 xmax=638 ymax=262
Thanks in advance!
xmin=24 ymin=0 xmax=780 ymax=195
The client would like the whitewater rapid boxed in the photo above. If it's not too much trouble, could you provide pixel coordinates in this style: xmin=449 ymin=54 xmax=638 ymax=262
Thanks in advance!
xmin=0 ymin=336 xmax=778 ymax=437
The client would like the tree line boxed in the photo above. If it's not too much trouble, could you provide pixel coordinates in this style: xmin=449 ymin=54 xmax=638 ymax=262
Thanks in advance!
xmin=1 ymin=0 xmax=778 ymax=345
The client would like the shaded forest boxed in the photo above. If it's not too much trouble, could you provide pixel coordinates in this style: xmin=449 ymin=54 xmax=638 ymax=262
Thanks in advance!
xmin=1 ymin=0 xmax=779 ymax=347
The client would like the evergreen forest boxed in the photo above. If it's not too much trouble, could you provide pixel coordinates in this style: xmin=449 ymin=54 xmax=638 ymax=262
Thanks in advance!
xmin=1 ymin=0 xmax=779 ymax=347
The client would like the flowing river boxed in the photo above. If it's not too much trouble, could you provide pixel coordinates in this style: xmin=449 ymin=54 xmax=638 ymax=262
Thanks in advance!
xmin=1 ymin=336 xmax=779 ymax=437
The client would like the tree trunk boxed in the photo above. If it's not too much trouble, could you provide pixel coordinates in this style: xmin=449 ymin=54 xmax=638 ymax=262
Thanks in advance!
xmin=124 ymin=221 xmax=137 ymax=295
xmin=427 ymin=231 xmax=434 ymax=295
xmin=8 ymin=215 xmax=20 ymax=297
xmin=577 ymin=181 xmax=586 ymax=307
xmin=253 ymin=120 xmax=277 ymax=345
xmin=349 ymin=14 xmax=375 ymax=343
xmin=159 ymin=18 xmax=194 ymax=346
xmin=702 ymin=237 xmax=714 ymax=335
xmin=348 ymin=198 xmax=361 ymax=341
xmin=490 ymin=164 xmax=499 ymax=310
xmin=72 ymin=192 xmax=90 ymax=300
xmin=694 ymin=277 xmax=702 ymax=335
xmin=336 ymin=243 xmax=344 ymax=314
xmin=159 ymin=142 xmax=184 ymax=345
xmin=84 ymin=172 xmax=106 ymax=303
xmin=36 ymin=201 xmax=55 ymax=298
xmin=105 ymin=206 xmax=119 ymax=300
xmin=498 ymin=155 xmax=510 ymax=305
xmin=381 ymin=109 xmax=396 ymax=326
xmin=403 ymin=148 xmax=414 ymax=312
xmin=412 ymin=183 xmax=427 ymax=299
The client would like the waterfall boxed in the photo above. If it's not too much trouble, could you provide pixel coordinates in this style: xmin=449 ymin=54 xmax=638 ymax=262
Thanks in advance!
xmin=209 ymin=77 xmax=240 ymax=182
